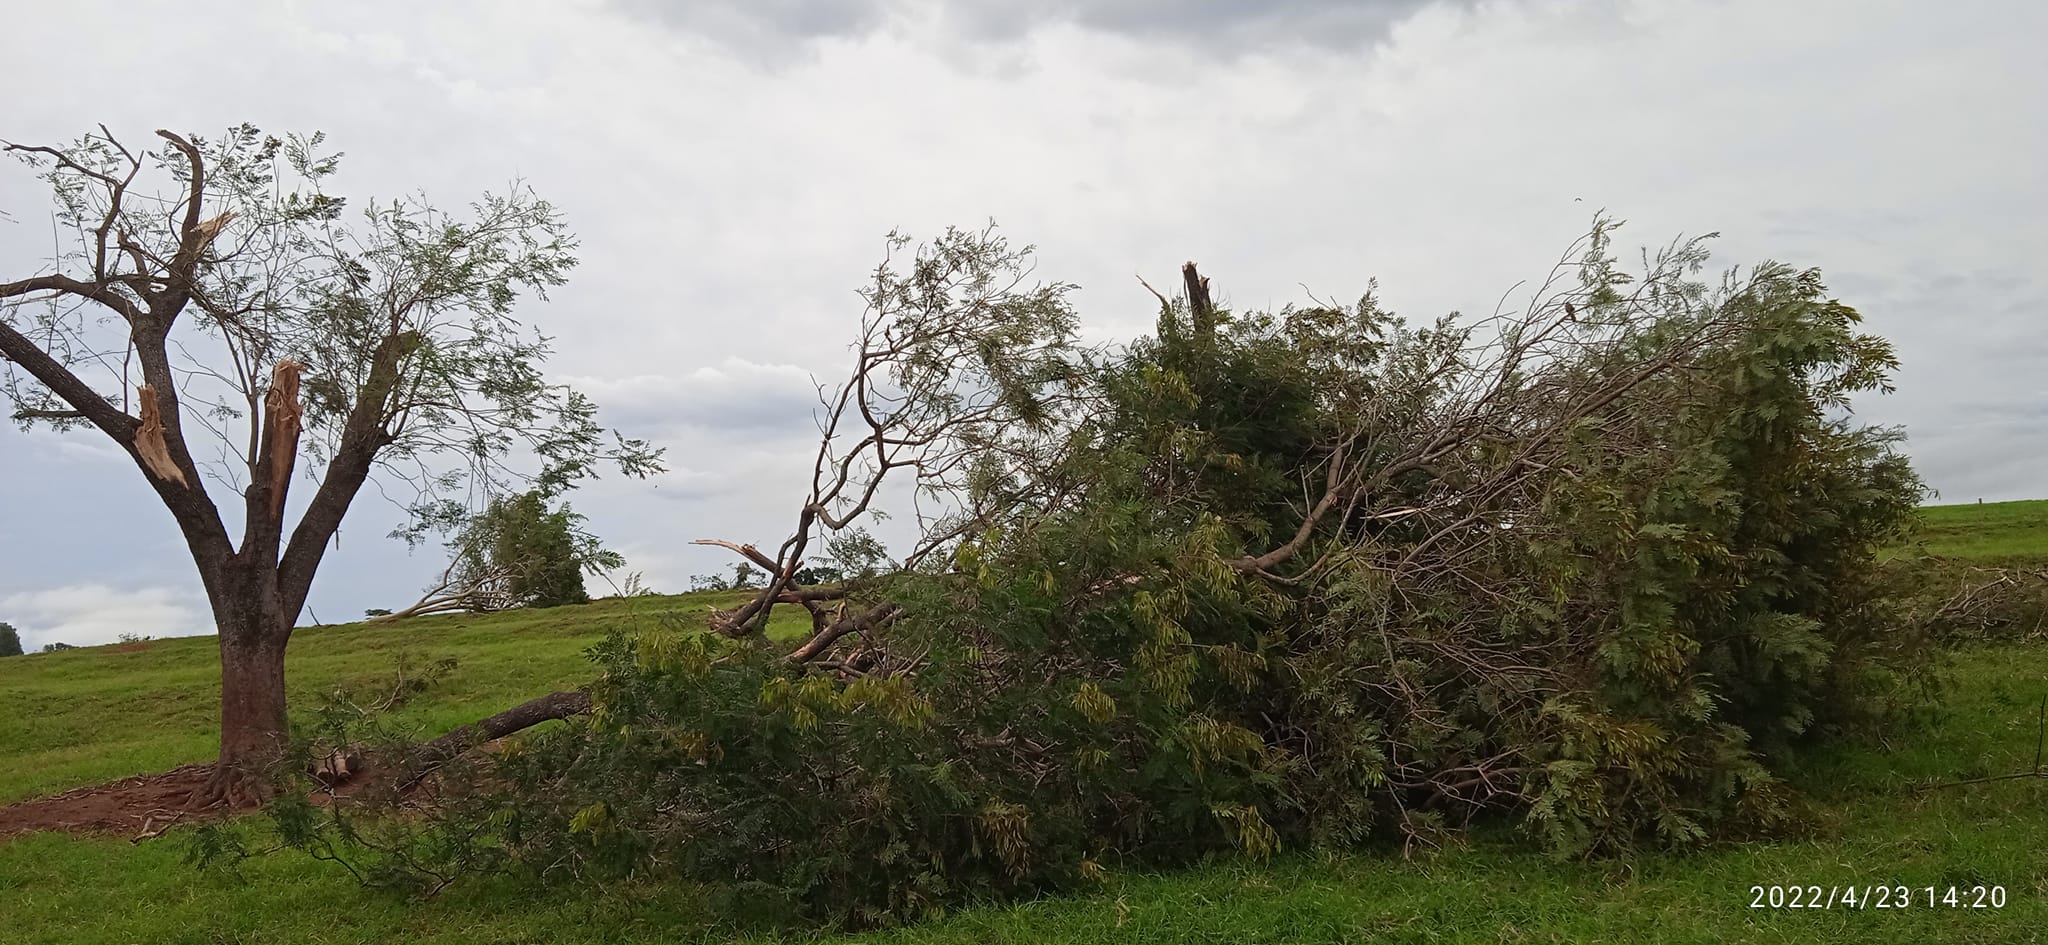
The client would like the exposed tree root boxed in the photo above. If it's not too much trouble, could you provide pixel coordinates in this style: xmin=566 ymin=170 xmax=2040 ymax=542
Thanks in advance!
xmin=184 ymin=760 xmax=277 ymax=812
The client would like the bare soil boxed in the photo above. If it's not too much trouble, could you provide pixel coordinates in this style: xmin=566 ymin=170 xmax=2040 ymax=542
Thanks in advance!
xmin=0 ymin=751 xmax=470 ymax=843
xmin=0 ymin=763 xmax=251 ymax=841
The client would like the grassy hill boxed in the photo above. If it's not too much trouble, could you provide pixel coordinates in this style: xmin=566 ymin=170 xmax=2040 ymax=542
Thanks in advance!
xmin=1 ymin=505 xmax=2045 ymax=943
xmin=0 ymin=591 xmax=809 ymax=805
xmin=1909 ymin=499 xmax=2048 ymax=561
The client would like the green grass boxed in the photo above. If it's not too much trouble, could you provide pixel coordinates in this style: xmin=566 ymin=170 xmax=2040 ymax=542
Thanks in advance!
xmin=1 ymin=503 xmax=2045 ymax=943
xmin=0 ymin=590 xmax=809 ymax=804
xmin=3 ymin=644 xmax=2042 ymax=944
xmin=1910 ymin=499 xmax=2048 ymax=561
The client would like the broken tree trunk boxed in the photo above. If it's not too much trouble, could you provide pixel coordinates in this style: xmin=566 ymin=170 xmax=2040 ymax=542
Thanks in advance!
xmin=1183 ymin=261 xmax=1215 ymax=341
xmin=261 ymin=361 xmax=303 ymax=519
xmin=133 ymin=386 xmax=189 ymax=487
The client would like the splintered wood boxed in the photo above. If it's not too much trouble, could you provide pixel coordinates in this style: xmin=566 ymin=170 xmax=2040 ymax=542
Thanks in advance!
xmin=263 ymin=360 xmax=304 ymax=517
xmin=133 ymin=385 xmax=188 ymax=487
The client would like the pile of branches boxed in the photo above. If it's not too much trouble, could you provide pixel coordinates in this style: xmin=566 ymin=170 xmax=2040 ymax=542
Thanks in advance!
xmin=222 ymin=222 xmax=1928 ymax=927
xmin=1892 ymin=558 xmax=2048 ymax=641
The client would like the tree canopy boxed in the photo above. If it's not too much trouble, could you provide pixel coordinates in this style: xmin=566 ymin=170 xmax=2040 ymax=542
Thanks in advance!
xmin=0 ymin=123 xmax=660 ymax=800
xmin=375 ymin=490 xmax=622 ymax=621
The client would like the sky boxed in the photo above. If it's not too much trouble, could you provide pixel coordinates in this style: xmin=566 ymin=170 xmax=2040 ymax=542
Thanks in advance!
xmin=1 ymin=0 xmax=2042 ymax=651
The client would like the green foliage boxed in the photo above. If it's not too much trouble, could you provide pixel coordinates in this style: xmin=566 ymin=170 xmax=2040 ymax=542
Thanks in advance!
xmin=248 ymin=222 xmax=1933 ymax=927
xmin=693 ymin=562 xmax=843 ymax=593
xmin=7 ymin=600 xmax=2048 ymax=943
xmin=0 ymin=621 xmax=20 ymax=657
xmin=451 ymin=491 xmax=620 ymax=609
xmin=1479 ymin=263 xmax=1929 ymax=854
xmin=4 ymin=125 xmax=663 ymax=527
xmin=793 ymin=563 xmax=845 ymax=585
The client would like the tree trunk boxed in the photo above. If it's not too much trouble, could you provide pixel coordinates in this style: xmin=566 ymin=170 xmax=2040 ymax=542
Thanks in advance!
xmin=193 ymin=581 xmax=294 ymax=808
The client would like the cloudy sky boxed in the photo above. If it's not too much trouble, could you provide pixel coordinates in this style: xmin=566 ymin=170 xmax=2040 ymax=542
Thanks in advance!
xmin=1 ymin=0 xmax=2041 ymax=650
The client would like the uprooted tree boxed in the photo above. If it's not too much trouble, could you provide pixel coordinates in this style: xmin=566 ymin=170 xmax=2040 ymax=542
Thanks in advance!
xmin=0 ymin=124 xmax=660 ymax=803
xmin=229 ymin=221 xmax=1926 ymax=926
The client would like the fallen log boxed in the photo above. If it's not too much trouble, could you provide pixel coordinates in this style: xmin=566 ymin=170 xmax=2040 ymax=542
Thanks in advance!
xmin=399 ymin=689 xmax=592 ymax=786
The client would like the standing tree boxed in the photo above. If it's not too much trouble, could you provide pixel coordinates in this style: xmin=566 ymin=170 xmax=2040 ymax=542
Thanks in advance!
xmin=0 ymin=621 xmax=21 ymax=657
xmin=372 ymin=490 xmax=622 ymax=621
xmin=0 ymin=124 xmax=660 ymax=803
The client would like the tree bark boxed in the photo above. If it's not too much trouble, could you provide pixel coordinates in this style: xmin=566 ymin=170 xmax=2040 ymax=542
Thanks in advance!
xmin=197 ymin=587 xmax=293 ymax=807
xmin=215 ymin=631 xmax=289 ymax=772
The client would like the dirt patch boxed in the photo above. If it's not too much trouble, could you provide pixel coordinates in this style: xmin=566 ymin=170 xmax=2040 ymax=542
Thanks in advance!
xmin=0 ymin=759 xmax=449 ymax=842
xmin=0 ymin=764 xmax=253 ymax=841
xmin=107 ymin=640 xmax=154 ymax=654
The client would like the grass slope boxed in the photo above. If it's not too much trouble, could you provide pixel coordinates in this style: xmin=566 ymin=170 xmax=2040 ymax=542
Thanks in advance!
xmin=1910 ymin=499 xmax=2048 ymax=561
xmin=0 ymin=502 xmax=2044 ymax=943
xmin=0 ymin=591 xmax=808 ymax=804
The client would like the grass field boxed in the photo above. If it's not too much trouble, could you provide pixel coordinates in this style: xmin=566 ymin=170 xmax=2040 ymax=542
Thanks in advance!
xmin=1908 ymin=499 xmax=2048 ymax=561
xmin=0 ymin=591 xmax=809 ymax=805
xmin=1 ymin=503 xmax=2044 ymax=944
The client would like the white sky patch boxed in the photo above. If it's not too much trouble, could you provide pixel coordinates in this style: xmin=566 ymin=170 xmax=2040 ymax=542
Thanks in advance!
xmin=1 ymin=584 xmax=210 ymax=650
xmin=1 ymin=0 xmax=2043 ymax=630
xmin=561 ymin=357 xmax=828 ymax=435
xmin=7 ymin=428 xmax=132 ymax=466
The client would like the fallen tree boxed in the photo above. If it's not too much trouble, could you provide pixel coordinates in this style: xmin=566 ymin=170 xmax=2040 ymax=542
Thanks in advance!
xmin=233 ymin=220 xmax=1928 ymax=927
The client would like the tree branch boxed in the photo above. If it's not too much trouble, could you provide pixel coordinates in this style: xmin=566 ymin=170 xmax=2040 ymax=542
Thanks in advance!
xmin=277 ymin=331 xmax=420 ymax=621
xmin=1 ymin=273 xmax=147 ymax=324
xmin=401 ymin=689 xmax=592 ymax=786
xmin=788 ymin=602 xmax=903 ymax=665
xmin=153 ymin=129 xmax=211 ymax=308
xmin=240 ymin=360 xmax=303 ymax=561
xmin=692 ymin=539 xmax=782 ymax=574
xmin=0 ymin=318 xmax=141 ymax=441
xmin=4 ymin=287 xmax=237 ymax=572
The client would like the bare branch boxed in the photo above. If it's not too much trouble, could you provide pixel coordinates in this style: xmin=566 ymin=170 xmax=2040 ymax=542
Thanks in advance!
xmin=701 ymin=225 xmax=1089 ymax=639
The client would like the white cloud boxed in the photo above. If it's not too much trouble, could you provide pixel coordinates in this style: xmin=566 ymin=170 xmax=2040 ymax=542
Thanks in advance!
xmin=0 ymin=584 xmax=210 ymax=651
xmin=11 ymin=428 xmax=131 ymax=466
xmin=564 ymin=356 xmax=828 ymax=435
xmin=1 ymin=0 xmax=2043 ymax=626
